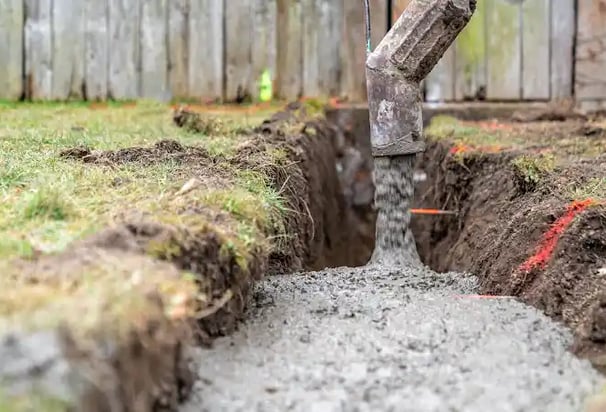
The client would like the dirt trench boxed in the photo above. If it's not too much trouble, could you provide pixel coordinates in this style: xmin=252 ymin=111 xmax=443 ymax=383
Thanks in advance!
xmin=0 ymin=103 xmax=375 ymax=411
xmin=328 ymin=105 xmax=606 ymax=373
xmin=412 ymin=139 xmax=606 ymax=373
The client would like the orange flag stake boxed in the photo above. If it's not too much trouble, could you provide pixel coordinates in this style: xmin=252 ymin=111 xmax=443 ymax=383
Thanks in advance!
xmin=410 ymin=208 xmax=458 ymax=215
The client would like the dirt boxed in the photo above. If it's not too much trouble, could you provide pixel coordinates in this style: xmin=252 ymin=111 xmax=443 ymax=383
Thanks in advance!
xmin=59 ymin=139 xmax=210 ymax=166
xmin=411 ymin=119 xmax=606 ymax=372
xmin=0 ymin=103 xmax=374 ymax=411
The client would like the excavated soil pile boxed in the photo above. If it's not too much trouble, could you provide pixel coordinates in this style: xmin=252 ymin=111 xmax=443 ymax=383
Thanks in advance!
xmin=0 ymin=103 xmax=373 ymax=411
xmin=411 ymin=114 xmax=606 ymax=372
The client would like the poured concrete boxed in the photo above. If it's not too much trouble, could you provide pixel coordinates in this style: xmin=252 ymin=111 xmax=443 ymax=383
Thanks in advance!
xmin=181 ymin=264 xmax=604 ymax=412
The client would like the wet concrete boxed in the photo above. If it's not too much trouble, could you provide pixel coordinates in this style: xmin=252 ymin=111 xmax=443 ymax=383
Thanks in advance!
xmin=370 ymin=156 xmax=419 ymax=266
xmin=181 ymin=264 xmax=604 ymax=412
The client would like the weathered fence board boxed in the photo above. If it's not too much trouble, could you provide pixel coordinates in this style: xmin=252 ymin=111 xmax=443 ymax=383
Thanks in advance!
xmin=141 ymin=0 xmax=168 ymax=101
xmin=302 ymin=0 xmax=342 ymax=98
xmin=275 ymin=0 xmax=302 ymax=101
xmin=25 ymin=0 xmax=53 ymax=100
xmin=52 ymin=0 xmax=84 ymax=100
xmin=225 ymin=0 xmax=252 ymax=102
xmin=318 ymin=0 xmax=342 ymax=96
xmin=486 ymin=0 xmax=521 ymax=100
xmin=168 ymin=0 xmax=189 ymax=100
xmin=188 ymin=0 xmax=223 ymax=102
xmin=302 ymin=0 xmax=320 ymax=97
xmin=340 ymin=0 xmax=367 ymax=102
xmin=550 ymin=0 xmax=575 ymax=99
xmin=454 ymin=0 xmax=486 ymax=101
xmin=522 ymin=0 xmax=549 ymax=100
xmin=108 ymin=0 xmax=140 ymax=99
xmin=370 ymin=0 xmax=388 ymax=48
xmin=251 ymin=0 xmax=277 ymax=101
xmin=426 ymin=47 xmax=455 ymax=102
xmin=0 ymin=0 xmax=24 ymax=99
xmin=84 ymin=0 xmax=109 ymax=100
xmin=575 ymin=0 xmax=606 ymax=101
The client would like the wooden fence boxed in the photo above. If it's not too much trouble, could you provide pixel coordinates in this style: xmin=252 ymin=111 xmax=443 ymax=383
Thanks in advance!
xmin=0 ymin=0 xmax=391 ymax=102
xmin=0 ymin=0 xmax=605 ymax=107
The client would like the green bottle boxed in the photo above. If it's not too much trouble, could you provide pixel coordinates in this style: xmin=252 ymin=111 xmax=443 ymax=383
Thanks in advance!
xmin=259 ymin=69 xmax=272 ymax=102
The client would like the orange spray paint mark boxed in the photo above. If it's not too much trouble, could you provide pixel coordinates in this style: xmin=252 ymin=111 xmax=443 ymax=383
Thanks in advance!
xmin=449 ymin=144 xmax=473 ymax=155
xmin=449 ymin=143 xmax=502 ymax=155
xmin=518 ymin=199 xmax=596 ymax=273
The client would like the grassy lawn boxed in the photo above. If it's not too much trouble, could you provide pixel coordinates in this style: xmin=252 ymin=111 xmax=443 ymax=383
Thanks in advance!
xmin=425 ymin=115 xmax=606 ymax=202
xmin=0 ymin=101 xmax=281 ymax=261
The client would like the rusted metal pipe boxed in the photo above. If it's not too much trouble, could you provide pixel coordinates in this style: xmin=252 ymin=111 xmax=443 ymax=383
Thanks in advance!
xmin=366 ymin=0 xmax=476 ymax=158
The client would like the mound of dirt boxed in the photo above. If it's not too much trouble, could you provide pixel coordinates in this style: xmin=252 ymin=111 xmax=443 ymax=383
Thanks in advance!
xmin=59 ymin=139 xmax=210 ymax=166
xmin=0 ymin=104 xmax=374 ymax=410
xmin=411 ymin=121 xmax=606 ymax=372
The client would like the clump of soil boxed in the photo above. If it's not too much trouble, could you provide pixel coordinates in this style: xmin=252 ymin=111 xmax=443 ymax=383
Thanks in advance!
xmin=60 ymin=139 xmax=209 ymax=166
xmin=411 ymin=118 xmax=606 ymax=372
xmin=172 ymin=106 xmax=227 ymax=135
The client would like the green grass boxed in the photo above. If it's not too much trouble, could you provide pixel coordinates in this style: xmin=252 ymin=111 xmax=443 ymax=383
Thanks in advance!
xmin=567 ymin=177 xmax=606 ymax=202
xmin=426 ymin=115 xmax=606 ymax=160
xmin=425 ymin=115 xmax=606 ymax=201
xmin=511 ymin=154 xmax=556 ymax=190
xmin=0 ymin=390 xmax=71 ymax=412
xmin=0 ymin=101 xmax=279 ymax=261
xmin=425 ymin=115 xmax=506 ymax=146
xmin=0 ymin=100 xmax=291 ymax=333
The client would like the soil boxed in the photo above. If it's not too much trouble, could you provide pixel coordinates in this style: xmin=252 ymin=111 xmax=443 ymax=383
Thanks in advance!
xmin=411 ymin=119 xmax=606 ymax=372
xmin=1 ymin=103 xmax=374 ymax=411
xmin=59 ymin=140 xmax=211 ymax=168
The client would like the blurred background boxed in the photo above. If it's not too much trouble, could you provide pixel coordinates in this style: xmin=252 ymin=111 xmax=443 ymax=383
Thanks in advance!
xmin=0 ymin=0 xmax=604 ymax=110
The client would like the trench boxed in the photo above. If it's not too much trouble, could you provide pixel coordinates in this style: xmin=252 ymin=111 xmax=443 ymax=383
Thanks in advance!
xmin=2 ymin=103 xmax=605 ymax=411
xmin=175 ymin=105 xmax=605 ymax=411
xmin=326 ymin=104 xmax=606 ymax=373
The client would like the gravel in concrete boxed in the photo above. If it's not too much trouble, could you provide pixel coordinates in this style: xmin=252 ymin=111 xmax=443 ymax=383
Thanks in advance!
xmin=181 ymin=264 xmax=604 ymax=412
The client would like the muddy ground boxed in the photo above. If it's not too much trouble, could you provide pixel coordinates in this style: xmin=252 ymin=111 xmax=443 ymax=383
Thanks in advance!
xmin=0 ymin=103 xmax=374 ymax=411
xmin=329 ymin=105 xmax=606 ymax=373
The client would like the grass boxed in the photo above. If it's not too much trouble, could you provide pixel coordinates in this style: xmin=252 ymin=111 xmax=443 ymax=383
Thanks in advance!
xmin=425 ymin=115 xmax=606 ymax=161
xmin=511 ymin=154 xmax=556 ymax=190
xmin=426 ymin=115 xmax=606 ymax=200
xmin=0 ymin=101 xmax=278 ymax=261
xmin=0 ymin=390 xmax=71 ymax=412
xmin=425 ymin=115 xmax=514 ymax=148
xmin=567 ymin=177 xmax=606 ymax=203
